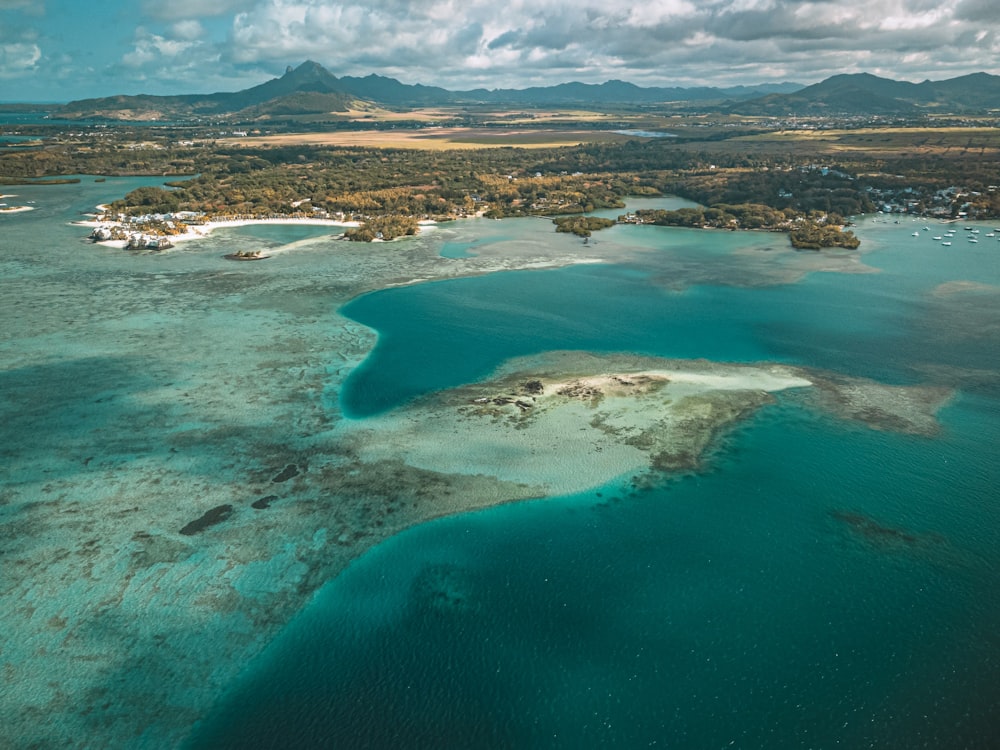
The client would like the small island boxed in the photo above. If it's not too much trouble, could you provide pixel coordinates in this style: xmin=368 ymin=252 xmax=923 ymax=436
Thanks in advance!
xmin=620 ymin=204 xmax=860 ymax=250
xmin=552 ymin=216 xmax=616 ymax=237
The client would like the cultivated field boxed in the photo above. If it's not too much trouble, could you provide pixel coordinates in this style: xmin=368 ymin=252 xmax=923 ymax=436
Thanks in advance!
xmin=220 ymin=127 xmax=641 ymax=150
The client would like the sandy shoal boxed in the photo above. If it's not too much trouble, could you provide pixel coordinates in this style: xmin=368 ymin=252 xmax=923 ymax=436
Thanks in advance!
xmin=342 ymin=354 xmax=813 ymax=496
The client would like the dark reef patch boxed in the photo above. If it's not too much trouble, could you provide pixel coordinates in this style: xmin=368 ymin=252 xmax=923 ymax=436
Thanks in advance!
xmin=271 ymin=464 xmax=300 ymax=483
xmin=179 ymin=504 xmax=234 ymax=536
xmin=831 ymin=509 xmax=946 ymax=553
xmin=251 ymin=495 xmax=279 ymax=510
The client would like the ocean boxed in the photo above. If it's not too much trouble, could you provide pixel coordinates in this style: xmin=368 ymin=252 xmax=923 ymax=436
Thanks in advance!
xmin=2 ymin=181 xmax=998 ymax=748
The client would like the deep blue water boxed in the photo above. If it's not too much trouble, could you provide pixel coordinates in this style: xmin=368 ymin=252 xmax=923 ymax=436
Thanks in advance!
xmin=188 ymin=221 xmax=1000 ymax=748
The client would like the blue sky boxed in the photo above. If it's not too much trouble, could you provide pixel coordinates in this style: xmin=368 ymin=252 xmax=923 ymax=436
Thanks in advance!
xmin=2 ymin=0 xmax=999 ymax=101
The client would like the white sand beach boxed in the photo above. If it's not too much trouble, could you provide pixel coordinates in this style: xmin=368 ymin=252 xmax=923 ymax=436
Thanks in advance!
xmin=77 ymin=213 xmax=365 ymax=249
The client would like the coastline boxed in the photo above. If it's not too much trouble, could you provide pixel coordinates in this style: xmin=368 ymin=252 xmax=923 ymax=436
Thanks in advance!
xmin=76 ymin=214 xmax=366 ymax=249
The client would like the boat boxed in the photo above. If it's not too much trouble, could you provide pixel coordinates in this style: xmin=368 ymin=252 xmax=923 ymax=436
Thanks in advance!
xmin=933 ymin=236 xmax=943 ymax=240
xmin=942 ymin=242 xmax=952 ymax=246
xmin=912 ymin=231 xmax=920 ymax=237
xmin=969 ymin=238 xmax=978 ymax=243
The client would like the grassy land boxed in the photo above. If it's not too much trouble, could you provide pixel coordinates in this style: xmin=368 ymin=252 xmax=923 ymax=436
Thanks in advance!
xmin=220 ymin=127 xmax=641 ymax=150
xmin=719 ymin=127 xmax=1000 ymax=158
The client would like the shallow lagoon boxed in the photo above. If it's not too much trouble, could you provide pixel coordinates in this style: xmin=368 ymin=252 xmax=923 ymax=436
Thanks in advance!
xmin=2 ymin=182 xmax=999 ymax=748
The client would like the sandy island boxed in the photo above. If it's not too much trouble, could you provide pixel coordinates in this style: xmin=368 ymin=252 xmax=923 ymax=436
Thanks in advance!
xmin=341 ymin=351 xmax=953 ymax=496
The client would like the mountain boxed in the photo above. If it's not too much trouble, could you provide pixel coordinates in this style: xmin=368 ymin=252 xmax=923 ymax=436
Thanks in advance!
xmin=336 ymin=73 xmax=455 ymax=106
xmin=56 ymin=61 xmax=802 ymax=119
xmin=59 ymin=61 xmax=355 ymax=120
xmin=727 ymin=72 xmax=1000 ymax=116
xmin=330 ymin=77 xmax=801 ymax=107
xmin=53 ymin=61 xmax=1000 ymax=121
xmin=222 ymin=60 xmax=352 ymax=111
xmin=445 ymin=80 xmax=802 ymax=106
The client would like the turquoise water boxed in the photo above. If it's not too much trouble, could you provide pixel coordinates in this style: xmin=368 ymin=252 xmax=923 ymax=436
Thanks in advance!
xmin=3 ymin=183 xmax=998 ymax=748
xmin=439 ymin=235 xmax=513 ymax=258
xmin=342 ymin=223 xmax=999 ymax=416
xmin=190 ymin=399 xmax=1000 ymax=749
xmin=189 ymin=219 xmax=1000 ymax=747
xmin=342 ymin=266 xmax=779 ymax=416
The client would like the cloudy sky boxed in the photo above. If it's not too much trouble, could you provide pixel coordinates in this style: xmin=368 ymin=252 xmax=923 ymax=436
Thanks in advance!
xmin=2 ymin=0 xmax=998 ymax=101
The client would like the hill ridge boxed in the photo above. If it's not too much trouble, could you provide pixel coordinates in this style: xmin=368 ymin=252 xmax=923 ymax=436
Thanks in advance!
xmin=55 ymin=62 xmax=1000 ymax=120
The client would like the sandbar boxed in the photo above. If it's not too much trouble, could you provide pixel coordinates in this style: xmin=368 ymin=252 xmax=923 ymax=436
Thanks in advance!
xmin=340 ymin=351 xmax=952 ymax=494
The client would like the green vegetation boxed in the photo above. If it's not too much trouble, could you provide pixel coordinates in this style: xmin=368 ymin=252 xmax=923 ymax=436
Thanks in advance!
xmin=789 ymin=222 xmax=861 ymax=250
xmin=623 ymin=204 xmax=860 ymax=250
xmin=553 ymin=216 xmax=616 ymax=237
xmin=0 ymin=177 xmax=81 ymax=185
xmin=343 ymin=214 xmax=420 ymax=242
xmin=5 ymin=114 xmax=1000 ymax=247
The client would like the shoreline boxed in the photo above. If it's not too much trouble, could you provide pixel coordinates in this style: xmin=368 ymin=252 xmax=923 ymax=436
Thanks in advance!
xmin=76 ymin=214 xmax=368 ymax=249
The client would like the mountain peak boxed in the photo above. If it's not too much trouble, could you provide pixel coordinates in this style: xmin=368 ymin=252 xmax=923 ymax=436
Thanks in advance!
xmin=293 ymin=60 xmax=326 ymax=73
xmin=282 ymin=60 xmax=336 ymax=82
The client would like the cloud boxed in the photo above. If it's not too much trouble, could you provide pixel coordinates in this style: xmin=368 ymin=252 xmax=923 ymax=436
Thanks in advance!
xmin=206 ymin=0 xmax=1000 ymax=88
xmin=0 ymin=42 xmax=40 ymax=77
xmin=140 ymin=0 xmax=245 ymax=21
xmin=955 ymin=0 xmax=1000 ymax=22
xmin=171 ymin=19 xmax=205 ymax=41
xmin=120 ymin=25 xmax=207 ymax=70
xmin=8 ymin=0 xmax=1000 ymax=101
